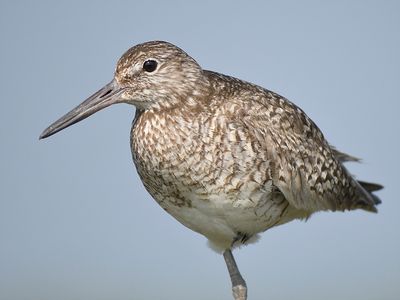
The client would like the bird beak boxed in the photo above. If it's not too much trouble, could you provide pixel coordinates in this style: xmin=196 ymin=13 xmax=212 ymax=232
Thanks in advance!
xmin=39 ymin=80 xmax=123 ymax=139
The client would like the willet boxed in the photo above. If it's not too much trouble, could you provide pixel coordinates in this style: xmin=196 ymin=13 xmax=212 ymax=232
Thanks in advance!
xmin=40 ymin=41 xmax=382 ymax=300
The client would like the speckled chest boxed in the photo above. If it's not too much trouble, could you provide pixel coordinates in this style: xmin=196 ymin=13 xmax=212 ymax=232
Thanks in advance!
xmin=129 ymin=107 xmax=275 ymax=211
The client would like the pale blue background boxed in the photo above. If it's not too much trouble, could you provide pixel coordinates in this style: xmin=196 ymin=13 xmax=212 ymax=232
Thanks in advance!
xmin=1 ymin=1 xmax=399 ymax=299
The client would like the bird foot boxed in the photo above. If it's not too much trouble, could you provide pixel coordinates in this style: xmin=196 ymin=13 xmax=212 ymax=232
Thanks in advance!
xmin=232 ymin=284 xmax=247 ymax=300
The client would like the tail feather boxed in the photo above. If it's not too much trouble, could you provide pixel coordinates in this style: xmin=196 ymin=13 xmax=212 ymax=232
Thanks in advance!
xmin=358 ymin=181 xmax=384 ymax=192
xmin=332 ymin=148 xmax=383 ymax=210
xmin=331 ymin=147 xmax=361 ymax=163
xmin=358 ymin=181 xmax=383 ymax=205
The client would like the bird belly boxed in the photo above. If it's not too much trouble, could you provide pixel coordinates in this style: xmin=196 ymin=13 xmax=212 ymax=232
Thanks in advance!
xmin=138 ymin=171 xmax=293 ymax=252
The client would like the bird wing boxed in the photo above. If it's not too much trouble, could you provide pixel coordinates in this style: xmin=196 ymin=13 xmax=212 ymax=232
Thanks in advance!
xmin=234 ymin=90 xmax=379 ymax=213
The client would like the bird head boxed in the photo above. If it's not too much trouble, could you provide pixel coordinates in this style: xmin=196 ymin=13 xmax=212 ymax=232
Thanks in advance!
xmin=39 ymin=41 xmax=206 ymax=139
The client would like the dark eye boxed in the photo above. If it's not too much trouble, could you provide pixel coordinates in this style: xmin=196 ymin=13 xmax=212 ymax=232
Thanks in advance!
xmin=143 ymin=60 xmax=158 ymax=72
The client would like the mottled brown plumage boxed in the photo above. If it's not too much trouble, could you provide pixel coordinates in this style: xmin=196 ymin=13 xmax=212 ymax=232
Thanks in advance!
xmin=117 ymin=42 xmax=381 ymax=250
xmin=40 ymin=41 xmax=382 ymax=300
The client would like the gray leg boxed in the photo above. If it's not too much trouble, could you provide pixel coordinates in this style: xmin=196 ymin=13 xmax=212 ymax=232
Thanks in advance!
xmin=223 ymin=249 xmax=247 ymax=300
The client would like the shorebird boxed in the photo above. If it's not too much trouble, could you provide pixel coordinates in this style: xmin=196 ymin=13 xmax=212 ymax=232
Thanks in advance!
xmin=40 ymin=41 xmax=382 ymax=300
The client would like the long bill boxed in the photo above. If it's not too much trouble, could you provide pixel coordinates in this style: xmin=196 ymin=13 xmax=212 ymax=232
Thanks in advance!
xmin=39 ymin=80 xmax=123 ymax=139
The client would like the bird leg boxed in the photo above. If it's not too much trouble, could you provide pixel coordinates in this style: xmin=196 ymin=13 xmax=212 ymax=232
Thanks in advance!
xmin=223 ymin=249 xmax=247 ymax=300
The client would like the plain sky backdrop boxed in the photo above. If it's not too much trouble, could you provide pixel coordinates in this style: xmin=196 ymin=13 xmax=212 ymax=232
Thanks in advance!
xmin=1 ymin=1 xmax=399 ymax=300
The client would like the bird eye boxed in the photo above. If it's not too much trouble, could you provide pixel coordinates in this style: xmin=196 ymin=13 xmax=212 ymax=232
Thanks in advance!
xmin=143 ymin=60 xmax=158 ymax=72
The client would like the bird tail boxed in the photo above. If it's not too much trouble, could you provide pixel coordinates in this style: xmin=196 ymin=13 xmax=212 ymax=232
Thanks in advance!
xmin=357 ymin=181 xmax=383 ymax=212
xmin=332 ymin=148 xmax=383 ymax=212
xmin=358 ymin=180 xmax=383 ymax=206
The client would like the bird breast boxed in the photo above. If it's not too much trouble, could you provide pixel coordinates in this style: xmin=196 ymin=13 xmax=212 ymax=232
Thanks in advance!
xmin=129 ymin=107 xmax=294 ymax=248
